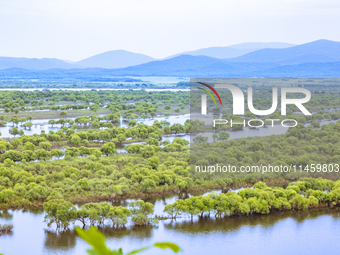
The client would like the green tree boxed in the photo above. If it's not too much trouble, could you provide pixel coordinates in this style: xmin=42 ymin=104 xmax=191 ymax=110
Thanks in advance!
xmin=35 ymin=149 xmax=51 ymax=161
xmin=147 ymin=157 xmax=159 ymax=169
xmin=141 ymin=146 xmax=155 ymax=158
xmin=50 ymin=149 xmax=65 ymax=159
xmin=10 ymin=115 xmax=19 ymax=127
xmin=116 ymin=133 xmax=126 ymax=145
xmin=48 ymin=119 xmax=56 ymax=127
xmin=90 ymin=104 xmax=99 ymax=113
xmin=0 ymin=189 xmax=14 ymax=203
xmin=9 ymin=127 xmax=20 ymax=137
xmin=193 ymin=135 xmax=208 ymax=144
xmin=24 ymin=185 xmax=48 ymax=201
xmin=129 ymin=200 xmax=157 ymax=226
xmin=100 ymin=142 xmax=117 ymax=156
xmin=23 ymin=122 xmax=33 ymax=130
xmin=39 ymin=141 xmax=52 ymax=149
xmin=170 ymin=123 xmax=183 ymax=135
xmin=24 ymin=142 xmax=35 ymax=151
xmin=43 ymin=199 xmax=77 ymax=230
xmin=68 ymin=134 xmax=81 ymax=146
xmin=140 ymin=179 xmax=157 ymax=193
xmin=98 ymin=131 xmax=110 ymax=143
xmin=218 ymin=131 xmax=229 ymax=141
xmin=107 ymin=206 xmax=131 ymax=227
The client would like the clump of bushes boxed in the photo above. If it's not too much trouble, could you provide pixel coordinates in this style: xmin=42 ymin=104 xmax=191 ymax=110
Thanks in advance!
xmin=0 ymin=224 xmax=13 ymax=235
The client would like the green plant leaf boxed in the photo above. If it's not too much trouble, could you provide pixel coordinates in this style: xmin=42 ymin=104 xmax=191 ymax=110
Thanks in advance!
xmin=86 ymin=249 xmax=101 ymax=255
xmin=153 ymin=242 xmax=182 ymax=253
xmin=87 ymin=249 xmax=123 ymax=255
xmin=76 ymin=226 xmax=181 ymax=255
xmin=75 ymin=227 xmax=115 ymax=255
xmin=126 ymin=246 xmax=151 ymax=255
xmin=126 ymin=242 xmax=182 ymax=255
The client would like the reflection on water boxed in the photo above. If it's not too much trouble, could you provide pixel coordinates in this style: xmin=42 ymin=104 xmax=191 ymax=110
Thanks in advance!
xmin=1 ymin=113 xmax=337 ymax=150
xmin=44 ymin=229 xmax=77 ymax=251
xmin=23 ymin=207 xmax=45 ymax=215
xmin=0 ymin=211 xmax=13 ymax=220
xmin=164 ymin=208 xmax=340 ymax=233
xmin=134 ymin=114 xmax=189 ymax=127
xmin=0 ymin=114 xmax=190 ymax=138
xmin=97 ymin=225 xmax=154 ymax=240
xmin=2 ymin=115 xmax=340 ymax=254
xmin=2 ymin=192 xmax=340 ymax=255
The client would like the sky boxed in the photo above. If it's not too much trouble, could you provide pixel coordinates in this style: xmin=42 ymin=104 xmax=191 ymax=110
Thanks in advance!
xmin=0 ymin=0 xmax=339 ymax=61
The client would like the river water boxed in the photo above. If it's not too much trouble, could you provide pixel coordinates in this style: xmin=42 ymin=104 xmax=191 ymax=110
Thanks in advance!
xmin=1 ymin=111 xmax=340 ymax=254
xmin=2 ymin=113 xmax=338 ymax=156
xmin=0 ymin=114 xmax=190 ymax=138
xmin=2 ymin=113 xmax=336 ymax=141
xmin=1 ymin=190 xmax=340 ymax=255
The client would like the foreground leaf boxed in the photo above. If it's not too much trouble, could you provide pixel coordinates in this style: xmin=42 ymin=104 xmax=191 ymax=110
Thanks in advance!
xmin=75 ymin=227 xmax=119 ymax=255
xmin=126 ymin=246 xmax=151 ymax=255
xmin=76 ymin=226 xmax=181 ymax=255
xmin=153 ymin=242 xmax=182 ymax=253
xmin=126 ymin=242 xmax=182 ymax=254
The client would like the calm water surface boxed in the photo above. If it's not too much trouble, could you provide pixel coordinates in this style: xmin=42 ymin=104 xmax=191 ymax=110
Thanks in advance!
xmin=1 ymin=196 xmax=340 ymax=255
xmin=1 ymin=112 xmax=340 ymax=254
xmin=0 ymin=114 xmax=190 ymax=138
xmin=2 ymin=114 xmax=335 ymax=142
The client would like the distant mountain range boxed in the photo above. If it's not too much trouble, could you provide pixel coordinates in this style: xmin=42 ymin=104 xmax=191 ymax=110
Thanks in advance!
xmin=76 ymin=50 xmax=155 ymax=69
xmin=0 ymin=57 xmax=77 ymax=70
xmin=0 ymin=39 xmax=339 ymax=78
xmin=226 ymin=39 xmax=340 ymax=65
xmin=165 ymin=42 xmax=295 ymax=59
xmin=0 ymin=42 xmax=295 ymax=70
xmin=0 ymin=50 xmax=155 ymax=70
xmin=100 ymin=55 xmax=340 ymax=77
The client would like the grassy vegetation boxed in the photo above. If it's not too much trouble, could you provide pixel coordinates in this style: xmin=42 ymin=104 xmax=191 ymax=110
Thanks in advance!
xmin=1 ymin=87 xmax=340 ymax=237
xmin=0 ymin=89 xmax=190 ymax=121
xmin=0 ymin=79 xmax=188 ymax=89
xmin=1 ymin=112 xmax=340 ymax=210
xmin=1 ymin=108 xmax=111 ymax=120
xmin=43 ymin=199 xmax=157 ymax=230
xmin=164 ymin=179 xmax=340 ymax=219
xmin=191 ymin=121 xmax=340 ymax=179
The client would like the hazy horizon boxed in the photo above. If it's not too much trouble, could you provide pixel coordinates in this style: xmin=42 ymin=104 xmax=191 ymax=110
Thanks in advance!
xmin=0 ymin=41 xmax=299 ymax=62
xmin=1 ymin=0 xmax=340 ymax=61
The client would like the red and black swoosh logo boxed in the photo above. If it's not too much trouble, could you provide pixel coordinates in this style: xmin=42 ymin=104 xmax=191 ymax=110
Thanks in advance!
xmin=198 ymin=82 xmax=223 ymax=106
